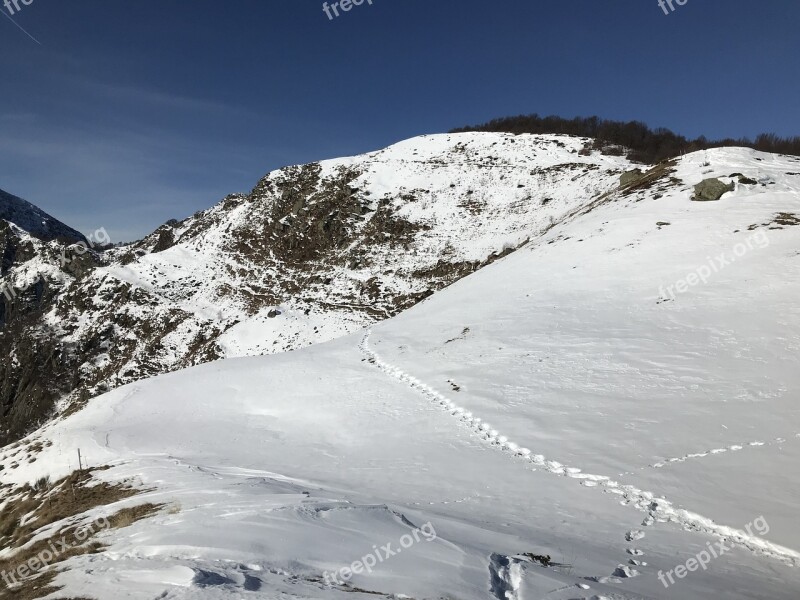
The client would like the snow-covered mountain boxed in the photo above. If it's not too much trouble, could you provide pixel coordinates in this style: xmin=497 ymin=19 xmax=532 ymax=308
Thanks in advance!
xmin=2 ymin=138 xmax=800 ymax=599
xmin=1 ymin=133 xmax=633 ymax=446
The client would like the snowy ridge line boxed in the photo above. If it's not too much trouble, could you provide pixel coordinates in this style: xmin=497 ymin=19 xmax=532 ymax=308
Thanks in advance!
xmin=647 ymin=434 xmax=800 ymax=470
xmin=359 ymin=157 xmax=574 ymax=171
xmin=359 ymin=330 xmax=800 ymax=567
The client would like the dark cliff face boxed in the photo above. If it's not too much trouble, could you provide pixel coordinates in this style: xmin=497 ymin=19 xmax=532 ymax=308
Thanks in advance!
xmin=0 ymin=189 xmax=87 ymax=245
xmin=0 ymin=314 xmax=74 ymax=446
xmin=0 ymin=238 xmax=220 ymax=447
xmin=0 ymin=223 xmax=72 ymax=444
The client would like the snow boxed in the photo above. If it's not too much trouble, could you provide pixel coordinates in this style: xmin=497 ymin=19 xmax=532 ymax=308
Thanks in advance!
xmin=68 ymin=132 xmax=632 ymax=363
xmin=3 ymin=138 xmax=800 ymax=599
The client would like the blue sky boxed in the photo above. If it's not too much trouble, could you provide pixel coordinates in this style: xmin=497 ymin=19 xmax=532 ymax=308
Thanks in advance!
xmin=1 ymin=0 xmax=798 ymax=241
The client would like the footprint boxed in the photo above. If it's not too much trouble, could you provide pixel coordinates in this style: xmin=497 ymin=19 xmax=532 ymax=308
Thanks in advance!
xmin=613 ymin=565 xmax=639 ymax=578
xmin=628 ymin=559 xmax=647 ymax=566
xmin=625 ymin=530 xmax=645 ymax=542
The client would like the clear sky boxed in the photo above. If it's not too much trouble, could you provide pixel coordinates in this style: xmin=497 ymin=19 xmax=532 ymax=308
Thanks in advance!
xmin=1 ymin=0 xmax=799 ymax=241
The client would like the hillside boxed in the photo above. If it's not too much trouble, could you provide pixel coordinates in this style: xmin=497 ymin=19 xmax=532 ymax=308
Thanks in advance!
xmin=1 ymin=132 xmax=633 ymax=446
xmin=2 ymin=143 xmax=799 ymax=599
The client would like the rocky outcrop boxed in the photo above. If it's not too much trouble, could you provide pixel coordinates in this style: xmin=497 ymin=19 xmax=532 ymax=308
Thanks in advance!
xmin=692 ymin=178 xmax=735 ymax=201
xmin=620 ymin=169 xmax=644 ymax=188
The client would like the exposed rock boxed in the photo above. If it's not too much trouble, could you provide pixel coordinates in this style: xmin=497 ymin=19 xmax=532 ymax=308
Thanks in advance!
xmin=152 ymin=226 xmax=177 ymax=253
xmin=730 ymin=173 xmax=758 ymax=185
xmin=692 ymin=178 xmax=735 ymax=201
xmin=62 ymin=247 xmax=101 ymax=279
xmin=620 ymin=169 xmax=644 ymax=188
xmin=618 ymin=160 xmax=681 ymax=197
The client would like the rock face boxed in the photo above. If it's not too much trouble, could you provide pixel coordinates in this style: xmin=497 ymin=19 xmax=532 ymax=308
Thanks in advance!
xmin=0 ymin=223 xmax=87 ymax=442
xmin=0 ymin=132 xmax=633 ymax=446
xmin=692 ymin=178 xmax=735 ymax=201
xmin=619 ymin=169 xmax=644 ymax=188
xmin=0 ymin=188 xmax=86 ymax=244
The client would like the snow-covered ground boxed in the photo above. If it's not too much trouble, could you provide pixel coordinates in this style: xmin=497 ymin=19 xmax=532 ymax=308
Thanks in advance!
xmin=3 ymin=144 xmax=800 ymax=599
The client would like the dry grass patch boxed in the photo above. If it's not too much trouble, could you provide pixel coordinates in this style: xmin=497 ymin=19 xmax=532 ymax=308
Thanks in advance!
xmin=748 ymin=212 xmax=800 ymax=231
xmin=0 ymin=468 xmax=137 ymax=550
xmin=0 ymin=468 xmax=163 ymax=600
xmin=619 ymin=160 xmax=680 ymax=196
xmin=107 ymin=503 xmax=162 ymax=529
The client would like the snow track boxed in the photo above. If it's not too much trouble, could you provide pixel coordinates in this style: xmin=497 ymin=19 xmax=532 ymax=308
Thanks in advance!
xmin=360 ymin=329 xmax=800 ymax=568
xmin=648 ymin=435 xmax=800 ymax=470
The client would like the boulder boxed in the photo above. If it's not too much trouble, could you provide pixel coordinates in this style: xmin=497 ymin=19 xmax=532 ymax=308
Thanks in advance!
xmin=692 ymin=178 xmax=735 ymax=201
xmin=619 ymin=169 xmax=644 ymax=188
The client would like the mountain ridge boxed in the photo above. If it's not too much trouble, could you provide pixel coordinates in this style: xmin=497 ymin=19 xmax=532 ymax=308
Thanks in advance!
xmin=1 ymin=132 xmax=632 ymax=445
xmin=0 ymin=188 xmax=87 ymax=245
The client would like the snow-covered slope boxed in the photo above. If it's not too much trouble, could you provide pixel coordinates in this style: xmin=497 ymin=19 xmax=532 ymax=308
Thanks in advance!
xmin=92 ymin=132 xmax=630 ymax=360
xmin=1 ymin=133 xmax=633 ymax=445
xmin=3 ymin=146 xmax=800 ymax=599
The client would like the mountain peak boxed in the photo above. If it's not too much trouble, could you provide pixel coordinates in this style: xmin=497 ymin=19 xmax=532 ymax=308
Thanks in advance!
xmin=0 ymin=188 xmax=87 ymax=244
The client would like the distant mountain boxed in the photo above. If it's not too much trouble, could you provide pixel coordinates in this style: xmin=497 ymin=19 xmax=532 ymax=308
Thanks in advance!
xmin=0 ymin=188 xmax=87 ymax=244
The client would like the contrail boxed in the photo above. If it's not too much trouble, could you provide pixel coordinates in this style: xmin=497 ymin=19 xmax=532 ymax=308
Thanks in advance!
xmin=0 ymin=8 xmax=42 ymax=45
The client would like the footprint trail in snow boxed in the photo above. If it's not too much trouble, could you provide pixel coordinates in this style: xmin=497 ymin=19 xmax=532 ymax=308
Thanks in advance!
xmin=360 ymin=329 xmax=800 ymax=568
xmin=646 ymin=435 xmax=800 ymax=470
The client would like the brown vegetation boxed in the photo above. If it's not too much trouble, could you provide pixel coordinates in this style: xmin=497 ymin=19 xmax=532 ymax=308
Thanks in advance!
xmin=452 ymin=114 xmax=800 ymax=164
xmin=0 ymin=468 xmax=161 ymax=600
